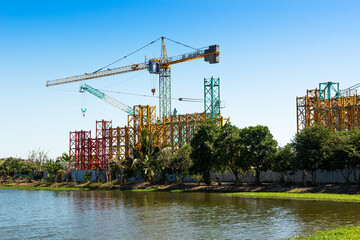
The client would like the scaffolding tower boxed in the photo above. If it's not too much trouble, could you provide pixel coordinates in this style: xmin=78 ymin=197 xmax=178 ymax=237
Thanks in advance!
xmin=69 ymin=105 xmax=230 ymax=170
xmin=297 ymin=82 xmax=360 ymax=132
xmin=204 ymin=77 xmax=221 ymax=121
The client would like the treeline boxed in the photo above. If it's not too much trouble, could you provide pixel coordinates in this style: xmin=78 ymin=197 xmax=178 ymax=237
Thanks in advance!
xmin=2 ymin=122 xmax=360 ymax=185
xmin=0 ymin=150 xmax=67 ymax=183
xmin=116 ymin=120 xmax=360 ymax=185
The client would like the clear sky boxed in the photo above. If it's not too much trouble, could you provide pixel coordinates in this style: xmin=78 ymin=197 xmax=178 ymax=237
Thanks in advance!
xmin=1 ymin=0 xmax=360 ymax=159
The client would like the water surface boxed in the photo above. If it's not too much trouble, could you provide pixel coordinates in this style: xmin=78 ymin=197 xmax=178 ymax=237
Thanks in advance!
xmin=0 ymin=189 xmax=359 ymax=239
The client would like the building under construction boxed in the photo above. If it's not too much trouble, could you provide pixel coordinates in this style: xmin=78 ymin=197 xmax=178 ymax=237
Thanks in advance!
xmin=297 ymin=82 xmax=360 ymax=132
xmin=46 ymin=37 xmax=227 ymax=170
xmin=69 ymin=77 xmax=229 ymax=170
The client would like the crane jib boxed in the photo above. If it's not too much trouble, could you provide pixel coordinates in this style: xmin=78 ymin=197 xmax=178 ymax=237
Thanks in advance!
xmin=45 ymin=44 xmax=219 ymax=87
xmin=46 ymin=62 xmax=148 ymax=87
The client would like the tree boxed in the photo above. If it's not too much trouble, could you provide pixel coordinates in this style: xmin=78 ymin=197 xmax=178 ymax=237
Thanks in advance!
xmin=132 ymin=129 xmax=161 ymax=182
xmin=272 ymin=144 xmax=295 ymax=183
xmin=0 ymin=157 xmax=36 ymax=182
xmin=215 ymin=124 xmax=249 ymax=184
xmin=168 ymin=144 xmax=192 ymax=182
xmin=156 ymin=147 xmax=173 ymax=184
xmin=58 ymin=152 xmax=72 ymax=182
xmin=292 ymin=124 xmax=332 ymax=185
xmin=190 ymin=120 xmax=221 ymax=185
xmin=27 ymin=149 xmax=50 ymax=171
xmin=346 ymin=128 xmax=360 ymax=185
xmin=44 ymin=159 xmax=65 ymax=183
xmin=239 ymin=125 xmax=277 ymax=184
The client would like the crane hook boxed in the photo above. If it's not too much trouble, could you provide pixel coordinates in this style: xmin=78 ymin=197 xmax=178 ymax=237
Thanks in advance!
xmin=151 ymin=88 xmax=156 ymax=96
xmin=81 ymin=108 xmax=87 ymax=117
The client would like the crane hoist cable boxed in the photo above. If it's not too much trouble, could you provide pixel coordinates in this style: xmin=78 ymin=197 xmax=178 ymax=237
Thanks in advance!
xmin=100 ymin=89 xmax=205 ymax=103
xmin=163 ymin=37 xmax=198 ymax=51
xmin=93 ymin=37 xmax=162 ymax=73
xmin=94 ymin=36 xmax=200 ymax=74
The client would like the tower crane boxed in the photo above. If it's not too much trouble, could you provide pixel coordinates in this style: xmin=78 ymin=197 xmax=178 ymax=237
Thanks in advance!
xmin=79 ymin=84 xmax=135 ymax=115
xmin=46 ymin=37 xmax=219 ymax=118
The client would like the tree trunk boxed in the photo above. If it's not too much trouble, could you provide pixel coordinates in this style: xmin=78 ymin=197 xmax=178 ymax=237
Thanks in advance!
xmin=279 ymin=173 xmax=285 ymax=184
xmin=341 ymin=168 xmax=352 ymax=184
xmin=106 ymin=164 xmax=112 ymax=183
xmin=353 ymin=167 xmax=358 ymax=184
xmin=230 ymin=167 xmax=240 ymax=184
xmin=255 ymin=169 xmax=261 ymax=185
xmin=311 ymin=171 xmax=317 ymax=185
xmin=203 ymin=171 xmax=211 ymax=185
xmin=302 ymin=171 xmax=307 ymax=186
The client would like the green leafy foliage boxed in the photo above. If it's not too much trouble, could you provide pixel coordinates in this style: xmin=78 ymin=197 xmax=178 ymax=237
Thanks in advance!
xmin=239 ymin=125 xmax=277 ymax=184
xmin=168 ymin=144 xmax=192 ymax=182
xmin=131 ymin=129 xmax=165 ymax=183
xmin=292 ymin=124 xmax=333 ymax=184
xmin=0 ymin=157 xmax=37 ymax=182
xmin=44 ymin=159 xmax=65 ymax=183
xmin=272 ymin=144 xmax=295 ymax=183
xmin=214 ymin=124 xmax=248 ymax=184
xmin=291 ymin=225 xmax=360 ymax=239
xmin=190 ymin=120 xmax=221 ymax=184
xmin=83 ymin=171 xmax=92 ymax=182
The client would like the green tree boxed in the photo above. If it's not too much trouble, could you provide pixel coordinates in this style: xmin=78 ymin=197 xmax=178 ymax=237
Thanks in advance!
xmin=215 ymin=124 xmax=249 ymax=184
xmin=156 ymin=147 xmax=173 ymax=184
xmin=272 ymin=144 xmax=295 ymax=183
xmin=346 ymin=128 xmax=360 ymax=185
xmin=44 ymin=159 xmax=65 ymax=183
xmin=239 ymin=125 xmax=277 ymax=184
xmin=190 ymin=120 xmax=221 ymax=185
xmin=58 ymin=152 xmax=72 ymax=182
xmin=168 ymin=144 xmax=192 ymax=182
xmin=0 ymin=157 xmax=36 ymax=182
xmin=292 ymin=124 xmax=332 ymax=185
xmin=27 ymin=149 xmax=50 ymax=171
xmin=132 ymin=129 xmax=160 ymax=182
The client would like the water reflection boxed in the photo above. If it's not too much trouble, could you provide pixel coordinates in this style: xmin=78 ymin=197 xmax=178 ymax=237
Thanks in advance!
xmin=0 ymin=189 xmax=359 ymax=240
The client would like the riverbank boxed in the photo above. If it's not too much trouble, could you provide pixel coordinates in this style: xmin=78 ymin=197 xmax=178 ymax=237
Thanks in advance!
xmin=290 ymin=225 xmax=360 ymax=239
xmin=1 ymin=180 xmax=360 ymax=194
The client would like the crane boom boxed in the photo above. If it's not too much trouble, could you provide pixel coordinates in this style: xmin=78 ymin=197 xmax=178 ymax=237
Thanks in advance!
xmin=46 ymin=62 xmax=148 ymax=87
xmin=80 ymin=84 xmax=134 ymax=115
xmin=46 ymin=47 xmax=219 ymax=87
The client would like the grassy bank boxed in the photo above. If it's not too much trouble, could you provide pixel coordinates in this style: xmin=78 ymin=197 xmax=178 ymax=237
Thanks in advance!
xmin=290 ymin=225 xmax=360 ymax=239
xmin=225 ymin=192 xmax=360 ymax=203
xmin=1 ymin=181 xmax=360 ymax=203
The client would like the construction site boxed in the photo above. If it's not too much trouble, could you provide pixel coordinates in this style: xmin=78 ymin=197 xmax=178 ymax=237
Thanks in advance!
xmin=297 ymin=81 xmax=360 ymax=132
xmin=46 ymin=36 xmax=360 ymax=172
xmin=46 ymin=37 xmax=229 ymax=170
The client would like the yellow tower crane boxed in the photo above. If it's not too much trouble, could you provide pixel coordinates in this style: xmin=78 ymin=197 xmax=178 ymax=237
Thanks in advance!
xmin=46 ymin=37 xmax=220 ymax=118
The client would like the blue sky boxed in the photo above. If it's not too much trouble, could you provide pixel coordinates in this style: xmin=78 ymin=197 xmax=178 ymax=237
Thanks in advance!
xmin=1 ymin=0 xmax=360 ymax=159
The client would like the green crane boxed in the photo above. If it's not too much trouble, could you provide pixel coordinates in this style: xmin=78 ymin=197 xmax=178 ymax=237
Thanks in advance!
xmin=80 ymin=84 xmax=134 ymax=115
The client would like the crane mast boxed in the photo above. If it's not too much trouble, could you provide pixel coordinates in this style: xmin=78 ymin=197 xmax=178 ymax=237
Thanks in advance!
xmin=159 ymin=37 xmax=171 ymax=118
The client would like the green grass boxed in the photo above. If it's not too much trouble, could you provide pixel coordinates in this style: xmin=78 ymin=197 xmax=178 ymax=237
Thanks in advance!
xmin=290 ymin=225 xmax=360 ymax=239
xmin=224 ymin=192 xmax=360 ymax=203
xmin=130 ymin=187 xmax=160 ymax=192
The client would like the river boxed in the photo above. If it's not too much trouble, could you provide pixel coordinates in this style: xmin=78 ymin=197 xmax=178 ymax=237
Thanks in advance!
xmin=0 ymin=189 xmax=359 ymax=239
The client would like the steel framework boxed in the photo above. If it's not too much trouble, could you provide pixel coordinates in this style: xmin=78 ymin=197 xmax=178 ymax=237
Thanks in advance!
xmin=297 ymin=83 xmax=360 ymax=132
xmin=69 ymin=105 xmax=230 ymax=170
xmin=204 ymin=77 xmax=220 ymax=121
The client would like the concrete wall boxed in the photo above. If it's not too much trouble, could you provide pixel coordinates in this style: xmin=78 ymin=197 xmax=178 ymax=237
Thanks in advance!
xmin=211 ymin=168 xmax=360 ymax=184
xmin=68 ymin=169 xmax=107 ymax=182
xmin=68 ymin=168 xmax=360 ymax=184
